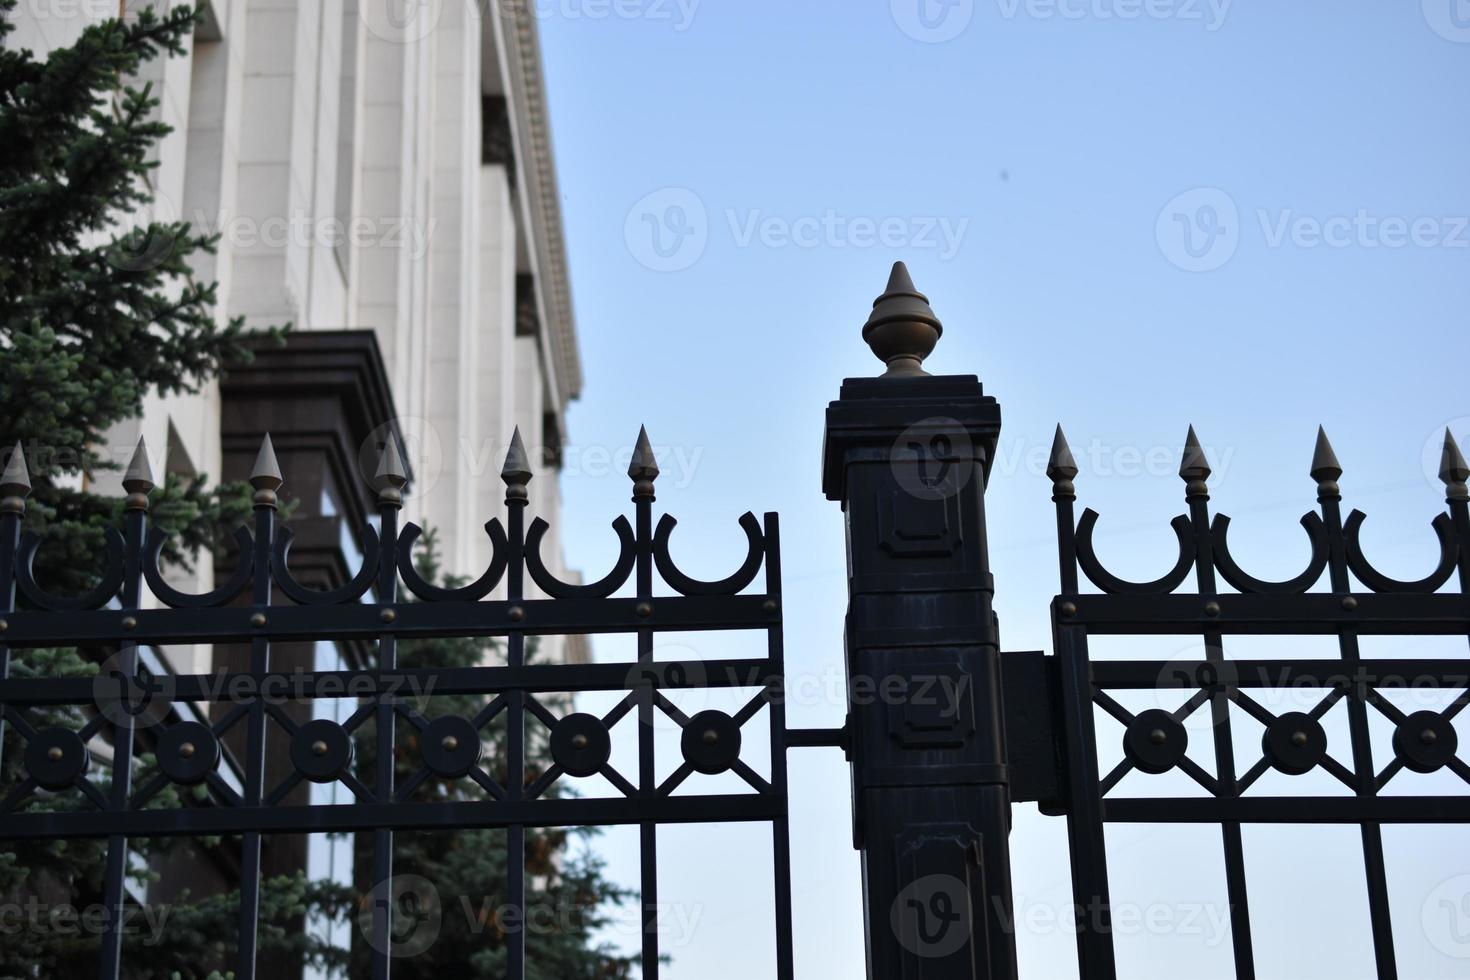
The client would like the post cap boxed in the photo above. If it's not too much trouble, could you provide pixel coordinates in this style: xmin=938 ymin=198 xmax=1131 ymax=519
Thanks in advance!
xmin=862 ymin=262 xmax=943 ymax=379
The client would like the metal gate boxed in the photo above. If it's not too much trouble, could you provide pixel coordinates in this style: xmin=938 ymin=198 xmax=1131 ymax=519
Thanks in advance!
xmin=1 ymin=263 xmax=1467 ymax=980
xmin=0 ymin=426 xmax=805 ymax=979
xmin=1046 ymin=421 xmax=1470 ymax=980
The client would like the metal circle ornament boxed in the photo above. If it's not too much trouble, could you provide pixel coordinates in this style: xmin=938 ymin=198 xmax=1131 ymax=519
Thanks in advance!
xmin=290 ymin=719 xmax=354 ymax=783
xmin=890 ymin=873 xmax=972 ymax=960
xmin=421 ymin=716 xmax=481 ymax=779
xmin=1123 ymin=709 xmax=1189 ymax=775
xmin=1262 ymin=712 xmax=1328 ymax=776
xmin=1393 ymin=710 xmax=1458 ymax=774
xmin=156 ymin=721 xmax=221 ymax=786
xmin=25 ymin=727 xmax=89 ymax=791
xmin=550 ymin=713 xmax=612 ymax=778
xmin=680 ymin=709 xmax=742 ymax=775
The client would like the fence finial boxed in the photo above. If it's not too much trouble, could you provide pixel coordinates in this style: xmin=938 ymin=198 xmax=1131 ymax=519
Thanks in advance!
xmin=1179 ymin=425 xmax=1211 ymax=492
xmin=502 ymin=427 xmax=532 ymax=502
xmin=1440 ymin=428 xmax=1469 ymax=501
xmin=1 ymin=441 xmax=30 ymax=514
xmin=3 ymin=442 xmax=30 ymax=494
xmin=374 ymin=433 xmax=409 ymax=505
xmin=628 ymin=425 xmax=659 ymax=499
xmin=862 ymin=261 xmax=942 ymax=379
xmin=1047 ymin=424 xmax=1078 ymax=484
xmin=1310 ymin=426 xmax=1342 ymax=492
xmin=123 ymin=435 xmax=155 ymax=510
xmin=250 ymin=434 xmax=284 ymax=507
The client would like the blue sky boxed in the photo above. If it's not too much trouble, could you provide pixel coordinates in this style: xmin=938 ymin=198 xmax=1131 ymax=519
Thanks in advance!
xmin=535 ymin=2 xmax=1470 ymax=977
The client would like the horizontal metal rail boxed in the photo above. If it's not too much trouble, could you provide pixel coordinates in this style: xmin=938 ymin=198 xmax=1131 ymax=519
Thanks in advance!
xmin=1054 ymin=592 xmax=1470 ymax=633
xmin=0 ymin=594 xmax=780 ymax=647
xmin=0 ymin=657 xmax=785 ymax=705
xmin=0 ymin=792 xmax=788 ymax=840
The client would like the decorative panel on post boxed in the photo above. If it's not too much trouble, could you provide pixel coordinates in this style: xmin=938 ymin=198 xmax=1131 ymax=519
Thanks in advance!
xmin=823 ymin=264 xmax=1017 ymax=980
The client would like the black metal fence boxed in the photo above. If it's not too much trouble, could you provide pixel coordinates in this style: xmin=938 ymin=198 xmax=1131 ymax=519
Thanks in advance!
xmin=0 ymin=426 xmax=812 ymax=979
xmin=1048 ymin=423 xmax=1470 ymax=980
xmin=2 ymin=264 xmax=1468 ymax=980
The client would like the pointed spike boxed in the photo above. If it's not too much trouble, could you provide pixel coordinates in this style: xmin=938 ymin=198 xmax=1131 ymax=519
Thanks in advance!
xmin=1440 ymin=428 xmax=1469 ymax=486
xmin=501 ymin=427 xmax=533 ymax=486
xmin=627 ymin=425 xmax=659 ymax=482
xmin=1046 ymin=424 xmax=1078 ymax=482
xmin=1179 ymin=425 xmax=1211 ymax=482
xmin=122 ymin=435 xmax=155 ymax=494
xmin=885 ymin=260 xmax=917 ymax=296
xmin=249 ymin=434 xmax=284 ymax=492
xmin=374 ymin=433 xmax=409 ymax=491
xmin=1309 ymin=425 xmax=1342 ymax=483
xmin=1 ymin=441 xmax=31 ymax=498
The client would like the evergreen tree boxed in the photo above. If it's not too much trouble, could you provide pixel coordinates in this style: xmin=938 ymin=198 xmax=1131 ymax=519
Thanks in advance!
xmin=0 ymin=3 xmax=634 ymax=976
xmin=0 ymin=0 xmax=261 ymax=592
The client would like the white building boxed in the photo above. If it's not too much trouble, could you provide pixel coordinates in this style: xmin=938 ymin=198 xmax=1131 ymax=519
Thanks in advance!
xmin=6 ymin=1 xmax=586 ymax=961
xmin=7 ymin=0 xmax=584 ymax=655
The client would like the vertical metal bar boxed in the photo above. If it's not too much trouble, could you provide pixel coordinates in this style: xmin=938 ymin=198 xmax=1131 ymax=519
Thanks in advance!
xmin=372 ymin=439 xmax=408 ymax=980
xmin=1441 ymin=431 xmax=1470 ymax=631
xmin=1054 ymin=626 xmax=1115 ymax=980
xmin=763 ymin=515 xmax=795 ymax=980
xmin=502 ymin=435 xmax=529 ymax=980
xmin=1181 ymin=434 xmax=1255 ymax=980
xmin=630 ymin=428 xmax=660 ymax=980
xmin=238 ymin=443 xmax=280 ymax=980
xmin=1049 ymin=436 xmax=1116 ymax=979
xmin=1314 ymin=444 xmax=1397 ymax=979
xmin=1050 ymin=426 xmax=1081 ymax=598
xmin=0 ymin=443 xmax=26 ymax=788
xmin=99 ymin=445 xmax=153 ymax=978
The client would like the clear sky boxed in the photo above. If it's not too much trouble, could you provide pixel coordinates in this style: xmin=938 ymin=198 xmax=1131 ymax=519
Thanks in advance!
xmin=533 ymin=2 xmax=1470 ymax=977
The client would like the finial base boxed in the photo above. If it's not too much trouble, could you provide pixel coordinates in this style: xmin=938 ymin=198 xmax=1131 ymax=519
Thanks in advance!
xmin=880 ymin=355 xmax=930 ymax=379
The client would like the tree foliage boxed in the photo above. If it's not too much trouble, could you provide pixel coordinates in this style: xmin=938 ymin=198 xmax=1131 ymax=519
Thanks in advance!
xmin=0 ymin=0 xmax=262 ymax=594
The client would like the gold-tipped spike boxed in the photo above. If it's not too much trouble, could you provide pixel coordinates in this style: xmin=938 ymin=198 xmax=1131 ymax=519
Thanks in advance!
xmin=250 ymin=434 xmax=283 ymax=507
xmin=250 ymin=434 xmax=283 ymax=490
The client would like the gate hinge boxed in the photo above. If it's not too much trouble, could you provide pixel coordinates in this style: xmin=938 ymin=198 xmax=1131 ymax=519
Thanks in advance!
xmin=1000 ymin=650 xmax=1067 ymax=815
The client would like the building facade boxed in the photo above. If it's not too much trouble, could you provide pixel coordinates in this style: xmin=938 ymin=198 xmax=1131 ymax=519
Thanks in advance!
xmin=8 ymin=0 xmax=584 ymax=645
xmin=5 ymin=0 xmax=585 ymax=967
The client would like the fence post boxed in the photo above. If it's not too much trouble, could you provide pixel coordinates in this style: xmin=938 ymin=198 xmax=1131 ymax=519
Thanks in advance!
xmin=823 ymin=263 xmax=1017 ymax=980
